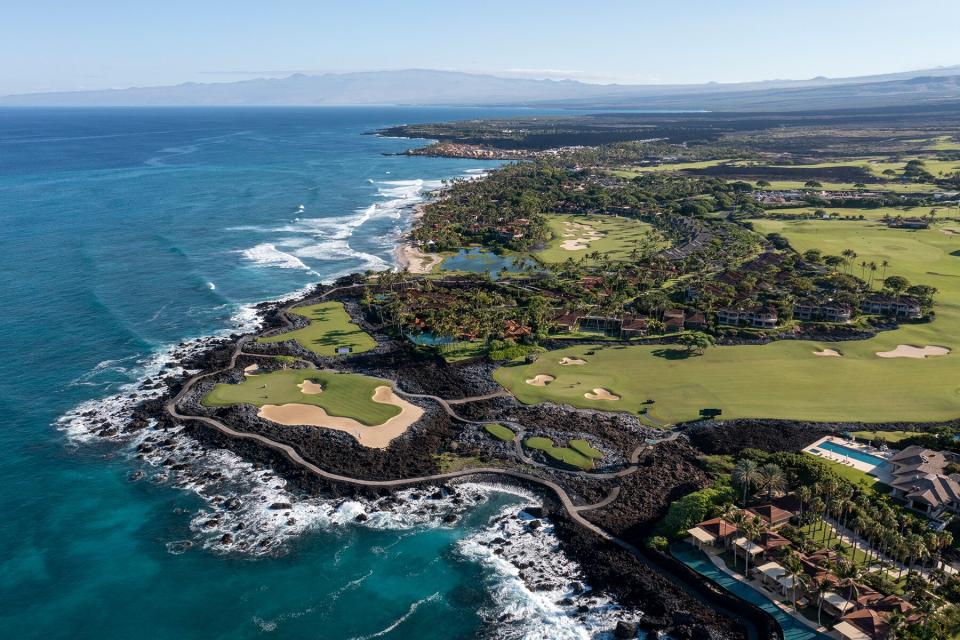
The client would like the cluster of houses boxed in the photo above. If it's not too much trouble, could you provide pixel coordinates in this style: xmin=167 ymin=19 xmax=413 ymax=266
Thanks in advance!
xmin=552 ymin=307 xmax=707 ymax=337
xmin=687 ymin=502 xmax=917 ymax=640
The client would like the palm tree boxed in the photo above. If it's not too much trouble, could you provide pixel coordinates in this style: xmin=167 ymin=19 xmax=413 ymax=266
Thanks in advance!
xmin=881 ymin=259 xmax=890 ymax=281
xmin=732 ymin=460 xmax=760 ymax=505
xmin=814 ymin=577 xmax=832 ymax=627
xmin=797 ymin=486 xmax=812 ymax=522
xmin=728 ymin=510 xmax=749 ymax=570
xmin=834 ymin=560 xmax=861 ymax=607
xmin=781 ymin=550 xmax=809 ymax=611
xmin=758 ymin=463 xmax=787 ymax=502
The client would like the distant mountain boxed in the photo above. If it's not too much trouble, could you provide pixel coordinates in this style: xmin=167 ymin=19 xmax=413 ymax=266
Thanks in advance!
xmin=3 ymin=67 xmax=960 ymax=111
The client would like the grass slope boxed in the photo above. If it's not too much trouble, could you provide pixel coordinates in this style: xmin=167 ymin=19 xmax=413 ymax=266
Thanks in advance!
xmin=524 ymin=436 xmax=601 ymax=470
xmin=849 ymin=430 xmax=924 ymax=443
xmin=495 ymin=221 xmax=960 ymax=423
xmin=202 ymin=368 xmax=399 ymax=425
xmin=257 ymin=302 xmax=376 ymax=356
xmin=484 ymin=423 xmax=516 ymax=441
xmin=536 ymin=213 xmax=661 ymax=263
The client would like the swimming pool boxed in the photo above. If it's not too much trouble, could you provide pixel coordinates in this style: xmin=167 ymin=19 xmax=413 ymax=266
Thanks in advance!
xmin=817 ymin=440 xmax=889 ymax=468
xmin=672 ymin=543 xmax=831 ymax=640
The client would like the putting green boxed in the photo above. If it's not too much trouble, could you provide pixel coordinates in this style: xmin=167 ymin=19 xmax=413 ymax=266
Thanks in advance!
xmin=496 ymin=221 xmax=960 ymax=424
xmin=536 ymin=213 xmax=662 ymax=263
xmin=257 ymin=301 xmax=376 ymax=356
xmin=524 ymin=436 xmax=602 ymax=470
xmin=202 ymin=368 xmax=399 ymax=425
xmin=484 ymin=423 xmax=516 ymax=441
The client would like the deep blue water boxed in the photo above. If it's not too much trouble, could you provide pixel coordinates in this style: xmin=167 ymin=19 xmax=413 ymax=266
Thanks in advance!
xmin=0 ymin=108 xmax=635 ymax=639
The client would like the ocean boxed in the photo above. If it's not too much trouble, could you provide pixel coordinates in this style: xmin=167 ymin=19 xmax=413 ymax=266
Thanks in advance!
xmin=0 ymin=107 xmax=638 ymax=639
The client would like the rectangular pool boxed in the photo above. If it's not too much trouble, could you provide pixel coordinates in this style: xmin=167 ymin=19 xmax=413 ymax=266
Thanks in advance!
xmin=817 ymin=440 xmax=889 ymax=468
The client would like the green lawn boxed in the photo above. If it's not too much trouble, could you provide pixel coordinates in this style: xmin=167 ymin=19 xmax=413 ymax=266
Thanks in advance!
xmin=202 ymin=368 xmax=399 ymax=425
xmin=257 ymin=301 xmax=376 ymax=356
xmin=569 ymin=439 xmax=604 ymax=459
xmin=495 ymin=220 xmax=960 ymax=423
xmin=806 ymin=454 xmax=877 ymax=487
xmin=524 ymin=436 xmax=602 ymax=470
xmin=849 ymin=430 xmax=924 ymax=443
xmin=535 ymin=213 xmax=662 ymax=263
xmin=484 ymin=423 xmax=516 ymax=441
xmin=611 ymin=158 xmax=735 ymax=176
xmin=747 ymin=179 xmax=940 ymax=193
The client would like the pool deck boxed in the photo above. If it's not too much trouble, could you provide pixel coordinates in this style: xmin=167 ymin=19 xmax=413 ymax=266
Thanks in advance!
xmin=802 ymin=436 xmax=894 ymax=483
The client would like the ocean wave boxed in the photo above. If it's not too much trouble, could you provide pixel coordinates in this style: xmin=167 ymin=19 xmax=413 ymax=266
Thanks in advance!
xmin=241 ymin=243 xmax=312 ymax=271
xmin=348 ymin=592 xmax=441 ymax=640
xmin=458 ymin=505 xmax=643 ymax=640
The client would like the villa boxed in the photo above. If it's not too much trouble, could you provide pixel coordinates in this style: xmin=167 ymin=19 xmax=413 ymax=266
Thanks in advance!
xmin=717 ymin=306 xmax=779 ymax=329
xmin=746 ymin=504 xmax=794 ymax=529
xmin=889 ymin=446 xmax=960 ymax=515
xmin=793 ymin=299 xmax=852 ymax=323
xmin=833 ymin=608 xmax=890 ymax=640
xmin=686 ymin=517 xmax=739 ymax=549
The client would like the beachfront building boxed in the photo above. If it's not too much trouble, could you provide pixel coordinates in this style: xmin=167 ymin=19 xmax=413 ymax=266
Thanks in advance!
xmin=833 ymin=608 xmax=890 ymax=640
xmin=746 ymin=504 xmax=794 ymax=529
xmin=793 ymin=299 xmax=853 ymax=323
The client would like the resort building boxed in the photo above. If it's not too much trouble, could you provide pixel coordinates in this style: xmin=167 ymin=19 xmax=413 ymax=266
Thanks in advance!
xmin=889 ymin=446 xmax=960 ymax=515
xmin=745 ymin=504 xmax=794 ymax=529
xmin=860 ymin=295 xmax=922 ymax=319
xmin=686 ymin=517 xmax=739 ymax=549
xmin=833 ymin=608 xmax=890 ymax=640
xmin=552 ymin=310 xmax=582 ymax=332
xmin=663 ymin=308 xmax=686 ymax=333
xmin=792 ymin=299 xmax=853 ymax=323
xmin=620 ymin=315 xmax=650 ymax=337
xmin=716 ymin=306 xmax=779 ymax=329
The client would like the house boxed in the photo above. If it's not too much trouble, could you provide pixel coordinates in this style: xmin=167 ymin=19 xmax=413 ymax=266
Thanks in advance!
xmin=685 ymin=311 xmax=707 ymax=330
xmin=793 ymin=299 xmax=853 ymax=323
xmin=755 ymin=562 xmax=803 ymax=602
xmin=503 ymin=320 xmax=532 ymax=339
xmin=552 ymin=310 xmax=582 ymax=332
xmin=717 ymin=306 xmax=779 ymax=329
xmin=861 ymin=295 xmax=922 ymax=319
xmin=820 ymin=591 xmax=856 ymax=618
xmin=889 ymin=446 xmax=960 ymax=515
xmin=686 ymin=517 xmax=739 ymax=549
xmin=834 ymin=608 xmax=890 ymax=640
xmin=663 ymin=308 xmax=686 ymax=333
xmin=620 ymin=315 xmax=650 ymax=337
xmin=746 ymin=505 xmax=794 ymax=529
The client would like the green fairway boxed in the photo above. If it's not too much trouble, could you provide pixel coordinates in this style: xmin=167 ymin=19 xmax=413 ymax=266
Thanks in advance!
xmin=484 ymin=423 xmax=516 ymax=441
xmin=257 ymin=302 xmax=376 ymax=356
xmin=611 ymin=158 xmax=735 ymax=176
xmin=523 ymin=436 xmax=601 ymax=470
xmin=496 ymin=220 xmax=960 ymax=423
xmin=536 ymin=213 xmax=662 ymax=263
xmin=746 ymin=179 xmax=939 ymax=193
xmin=202 ymin=368 xmax=399 ymax=425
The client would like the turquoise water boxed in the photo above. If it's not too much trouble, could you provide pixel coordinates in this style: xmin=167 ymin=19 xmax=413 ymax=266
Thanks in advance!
xmin=440 ymin=248 xmax=542 ymax=278
xmin=0 ymin=107 xmax=635 ymax=639
xmin=672 ymin=544 xmax=830 ymax=640
xmin=816 ymin=441 xmax=889 ymax=468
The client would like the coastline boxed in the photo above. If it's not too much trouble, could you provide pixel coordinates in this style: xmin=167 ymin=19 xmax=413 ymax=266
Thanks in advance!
xmin=394 ymin=203 xmax=444 ymax=274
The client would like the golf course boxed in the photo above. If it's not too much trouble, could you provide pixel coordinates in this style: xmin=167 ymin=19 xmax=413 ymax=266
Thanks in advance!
xmin=496 ymin=219 xmax=960 ymax=424
xmin=203 ymin=368 xmax=400 ymax=425
xmin=536 ymin=213 xmax=662 ymax=263
xmin=257 ymin=301 xmax=376 ymax=356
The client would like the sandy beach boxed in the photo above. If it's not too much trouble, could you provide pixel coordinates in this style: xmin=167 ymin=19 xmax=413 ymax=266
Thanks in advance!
xmin=394 ymin=203 xmax=443 ymax=274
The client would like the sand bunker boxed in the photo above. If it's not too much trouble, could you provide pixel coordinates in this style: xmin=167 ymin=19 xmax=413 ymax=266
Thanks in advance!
xmin=525 ymin=374 xmax=555 ymax=386
xmin=942 ymin=228 xmax=959 ymax=236
xmin=559 ymin=357 xmax=587 ymax=366
xmin=243 ymin=364 xmax=260 ymax=376
xmin=813 ymin=349 xmax=842 ymax=357
xmin=297 ymin=380 xmax=324 ymax=394
xmin=257 ymin=386 xmax=424 ymax=449
xmin=584 ymin=388 xmax=620 ymax=401
xmin=876 ymin=344 xmax=951 ymax=359
xmin=559 ymin=221 xmax=604 ymax=251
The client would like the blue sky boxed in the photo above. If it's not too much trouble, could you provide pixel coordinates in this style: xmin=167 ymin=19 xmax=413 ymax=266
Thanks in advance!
xmin=3 ymin=0 xmax=960 ymax=95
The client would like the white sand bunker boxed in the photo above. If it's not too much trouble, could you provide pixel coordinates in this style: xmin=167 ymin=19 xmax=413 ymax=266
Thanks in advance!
xmin=257 ymin=386 xmax=424 ymax=449
xmin=813 ymin=349 xmax=842 ymax=357
xmin=243 ymin=364 xmax=261 ymax=376
xmin=559 ymin=221 xmax=604 ymax=251
xmin=942 ymin=228 xmax=959 ymax=236
xmin=559 ymin=357 xmax=587 ymax=366
xmin=877 ymin=344 xmax=951 ymax=359
xmin=297 ymin=380 xmax=323 ymax=394
xmin=525 ymin=374 xmax=555 ymax=386
xmin=584 ymin=388 xmax=620 ymax=401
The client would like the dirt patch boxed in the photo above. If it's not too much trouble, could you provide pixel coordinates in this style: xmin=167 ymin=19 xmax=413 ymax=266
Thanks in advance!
xmin=585 ymin=388 xmax=620 ymax=401
xmin=813 ymin=348 xmax=842 ymax=357
xmin=559 ymin=357 xmax=587 ymax=366
xmin=876 ymin=344 xmax=950 ymax=359
xmin=257 ymin=386 xmax=424 ymax=448
xmin=525 ymin=374 xmax=555 ymax=387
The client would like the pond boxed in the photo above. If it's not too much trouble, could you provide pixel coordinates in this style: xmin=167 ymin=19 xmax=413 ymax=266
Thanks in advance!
xmin=440 ymin=248 xmax=541 ymax=278
xmin=406 ymin=332 xmax=455 ymax=347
